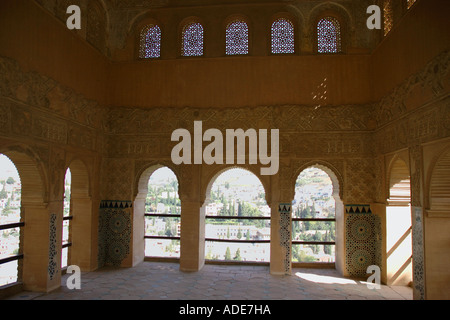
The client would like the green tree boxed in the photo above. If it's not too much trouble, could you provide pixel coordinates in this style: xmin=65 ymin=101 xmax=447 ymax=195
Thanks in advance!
xmin=234 ymin=248 xmax=242 ymax=261
xmin=294 ymin=248 xmax=316 ymax=262
xmin=6 ymin=177 xmax=15 ymax=185
xmin=165 ymin=219 xmax=173 ymax=237
xmin=225 ymin=247 xmax=232 ymax=260
xmin=311 ymin=203 xmax=317 ymax=217
xmin=220 ymin=202 xmax=227 ymax=216
xmin=0 ymin=183 xmax=7 ymax=200
xmin=292 ymin=222 xmax=297 ymax=240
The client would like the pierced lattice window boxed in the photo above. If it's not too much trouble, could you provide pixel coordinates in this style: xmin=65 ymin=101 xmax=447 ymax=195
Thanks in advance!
xmin=317 ymin=17 xmax=341 ymax=53
xmin=383 ymin=0 xmax=393 ymax=36
xmin=226 ymin=20 xmax=249 ymax=55
xmin=139 ymin=24 xmax=162 ymax=59
xmin=271 ymin=18 xmax=295 ymax=54
xmin=182 ymin=22 xmax=204 ymax=57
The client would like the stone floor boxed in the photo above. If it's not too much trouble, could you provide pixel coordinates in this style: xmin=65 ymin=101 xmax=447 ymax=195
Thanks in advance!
xmin=6 ymin=262 xmax=412 ymax=300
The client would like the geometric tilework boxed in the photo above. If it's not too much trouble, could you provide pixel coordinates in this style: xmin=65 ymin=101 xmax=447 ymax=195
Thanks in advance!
xmin=48 ymin=213 xmax=58 ymax=280
xmin=100 ymin=200 xmax=133 ymax=209
xmin=98 ymin=201 xmax=132 ymax=267
xmin=345 ymin=206 xmax=381 ymax=277
xmin=412 ymin=207 xmax=425 ymax=300
xmin=279 ymin=203 xmax=292 ymax=274
xmin=345 ymin=204 xmax=372 ymax=214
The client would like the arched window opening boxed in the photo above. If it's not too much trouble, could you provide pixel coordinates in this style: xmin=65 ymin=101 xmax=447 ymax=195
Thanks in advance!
xmin=386 ymin=158 xmax=412 ymax=285
xmin=182 ymin=22 xmax=204 ymax=57
xmin=226 ymin=20 xmax=249 ymax=55
xmin=144 ymin=167 xmax=181 ymax=259
xmin=292 ymin=167 xmax=336 ymax=263
xmin=271 ymin=18 xmax=295 ymax=54
xmin=139 ymin=24 xmax=162 ymax=59
xmin=61 ymin=168 xmax=72 ymax=269
xmin=317 ymin=17 xmax=341 ymax=53
xmin=205 ymin=168 xmax=270 ymax=263
xmin=0 ymin=154 xmax=22 ymax=287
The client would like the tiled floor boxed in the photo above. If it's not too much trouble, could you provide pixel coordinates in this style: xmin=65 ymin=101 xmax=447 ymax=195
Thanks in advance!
xmin=6 ymin=262 xmax=412 ymax=300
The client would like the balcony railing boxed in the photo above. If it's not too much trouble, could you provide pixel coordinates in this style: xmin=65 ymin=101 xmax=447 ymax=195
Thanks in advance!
xmin=0 ymin=222 xmax=24 ymax=267
xmin=144 ymin=213 xmax=181 ymax=242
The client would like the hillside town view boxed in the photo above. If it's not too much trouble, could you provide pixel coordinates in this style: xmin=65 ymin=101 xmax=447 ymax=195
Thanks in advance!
xmin=0 ymin=156 xmax=335 ymax=286
xmin=145 ymin=167 xmax=335 ymax=263
xmin=0 ymin=155 xmax=22 ymax=286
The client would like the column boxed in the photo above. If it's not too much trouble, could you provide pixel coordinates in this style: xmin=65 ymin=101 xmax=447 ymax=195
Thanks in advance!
xmin=22 ymin=203 xmax=62 ymax=292
xmin=270 ymin=201 xmax=292 ymax=275
xmin=179 ymin=199 xmax=204 ymax=272
xmin=410 ymin=145 xmax=426 ymax=300
xmin=70 ymin=197 xmax=96 ymax=271
xmin=131 ymin=194 xmax=145 ymax=267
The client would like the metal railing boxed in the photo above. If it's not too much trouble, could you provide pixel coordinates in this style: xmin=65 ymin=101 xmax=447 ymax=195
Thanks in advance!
xmin=144 ymin=213 xmax=181 ymax=242
xmin=0 ymin=222 xmax=24 ymax=266
xmin=62 ymin=215 xmax=73 ymax=249
xmin=205 ymin=215 xmax=271 ymax=246
xmin=291 ymin=217 xmax=336 ymax=246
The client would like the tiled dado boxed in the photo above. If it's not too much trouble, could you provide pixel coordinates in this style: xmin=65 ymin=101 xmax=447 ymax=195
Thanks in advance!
xmin=98 ymin=200 xmax=133 ymax=268
xmin=345 ymin=204 xmax=382 ymax=277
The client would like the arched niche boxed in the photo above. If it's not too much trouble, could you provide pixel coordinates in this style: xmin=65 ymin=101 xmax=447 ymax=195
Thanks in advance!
xmin=388 ymin=157 xmax=411 ymax=206
xmin=429 ymin=148 xmax=450 ymax=211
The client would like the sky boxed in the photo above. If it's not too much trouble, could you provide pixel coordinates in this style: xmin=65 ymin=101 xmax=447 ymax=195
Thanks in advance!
xmin=149 ymin=167 xmax=177 ymax=185
xmin=0 ymin=154 xmax=20 ymax=181
xmin=149 ymin=167 xmax=263 ymax=188
xmin=213 ymin=168 xmax=262 ymax=187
